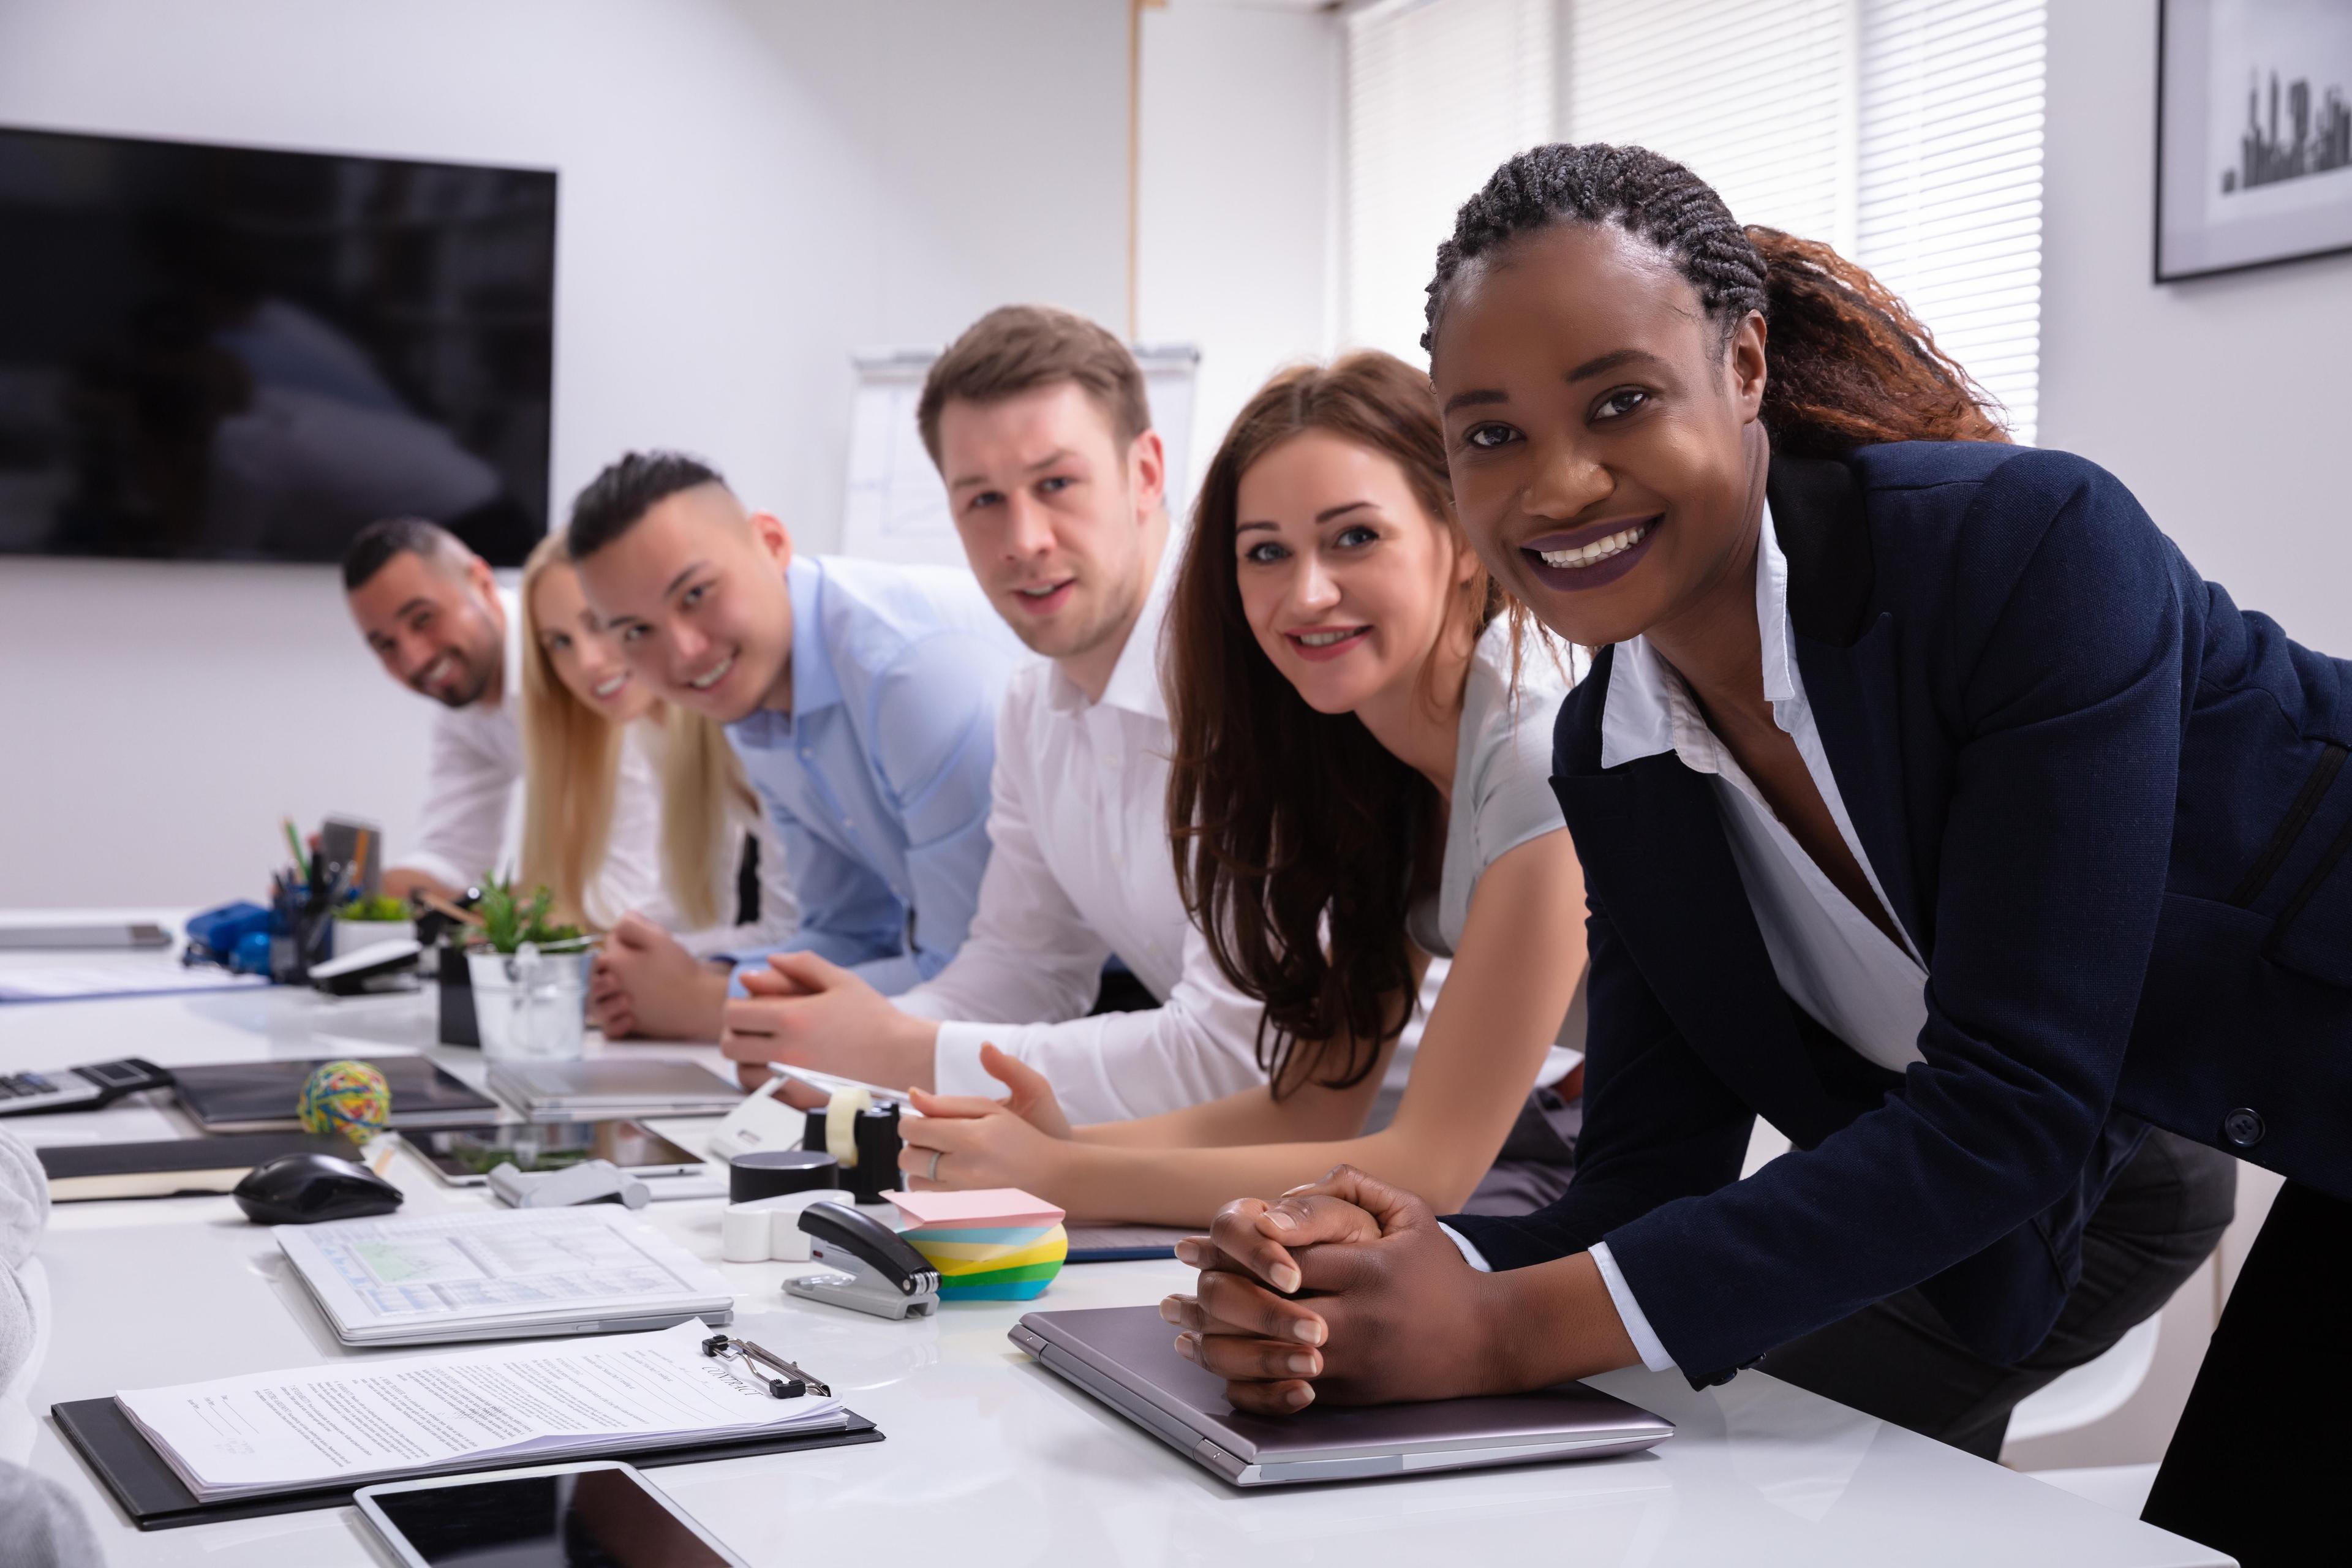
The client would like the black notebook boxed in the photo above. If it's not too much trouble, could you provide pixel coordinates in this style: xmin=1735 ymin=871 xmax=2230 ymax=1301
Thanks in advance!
xmin=37 ymin=1132 xmax=355 ymax=1202
xmin=52 ymin=1398 xmax=883 ymax=1531
xmin=171 ymin=1056 xmax=500 ymax=1134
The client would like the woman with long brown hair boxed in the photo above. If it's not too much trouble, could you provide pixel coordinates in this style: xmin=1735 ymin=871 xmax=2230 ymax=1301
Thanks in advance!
xmin=517 ymin=532 xmax=795 ymax=954
xmin=1158 ymin=144 xmax=2327 ymax=1563
xmin=897 ymin=350 xmax=1591 ymax=1224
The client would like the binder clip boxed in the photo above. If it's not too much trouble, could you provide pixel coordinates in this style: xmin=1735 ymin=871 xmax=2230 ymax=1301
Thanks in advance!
xmin=783 ymin=1200 xmax=940 ymax=1321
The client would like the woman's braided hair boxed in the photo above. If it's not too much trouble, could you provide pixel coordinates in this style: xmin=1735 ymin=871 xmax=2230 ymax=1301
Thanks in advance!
xmin=1423 ymin=143 xmax=2008 ymax=456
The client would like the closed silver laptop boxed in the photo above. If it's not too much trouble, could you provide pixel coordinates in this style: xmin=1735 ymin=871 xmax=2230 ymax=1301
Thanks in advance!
xmin=487 ymin=1059 xmax=742 ymax=1121
xmin=1012 ymin=1305 xmax=1672 ymax=1487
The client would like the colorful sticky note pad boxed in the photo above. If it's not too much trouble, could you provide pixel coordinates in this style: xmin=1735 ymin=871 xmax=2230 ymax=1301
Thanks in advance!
xmin=884 ymin=1188 xmax=1066 ymax=1230
xmin=884 ymin=1188 xmax=1069 ymax=1301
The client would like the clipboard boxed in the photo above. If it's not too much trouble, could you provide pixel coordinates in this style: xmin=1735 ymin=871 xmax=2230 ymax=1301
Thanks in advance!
xmin=51 ymin=1397 xmax=883 ymax=1531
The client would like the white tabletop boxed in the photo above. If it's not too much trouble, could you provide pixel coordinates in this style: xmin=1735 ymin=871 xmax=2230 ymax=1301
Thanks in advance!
xmin=0 ymin=916 xmax=2227 ymax=1566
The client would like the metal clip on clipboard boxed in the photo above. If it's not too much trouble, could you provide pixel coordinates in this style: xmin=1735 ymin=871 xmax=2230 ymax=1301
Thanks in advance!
xmin=701 ymin=1334 xmax=831 ymax=1399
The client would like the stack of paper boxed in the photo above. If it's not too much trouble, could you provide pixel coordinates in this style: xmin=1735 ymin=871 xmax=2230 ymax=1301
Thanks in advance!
xmin=115 ymin=1322 xmax=845 ymax=1504
xmin=886 ymin=1188 xmax=1068 ymax=1301
xmin=274 ymin=1206 xmax=736 ymax=1346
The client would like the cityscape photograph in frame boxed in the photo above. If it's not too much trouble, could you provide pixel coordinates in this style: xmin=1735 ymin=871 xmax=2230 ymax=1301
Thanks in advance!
xmin=2156 ymin=0 xmax=2352 ymax=281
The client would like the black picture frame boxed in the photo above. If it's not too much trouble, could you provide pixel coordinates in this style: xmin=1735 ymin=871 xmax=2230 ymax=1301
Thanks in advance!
xmin=2154 ymin=0 xmax=2352 ymax=283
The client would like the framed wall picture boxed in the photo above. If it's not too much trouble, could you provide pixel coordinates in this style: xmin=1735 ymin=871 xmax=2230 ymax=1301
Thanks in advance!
xmin=2156 ymin=0 xmax=2352 ymax=281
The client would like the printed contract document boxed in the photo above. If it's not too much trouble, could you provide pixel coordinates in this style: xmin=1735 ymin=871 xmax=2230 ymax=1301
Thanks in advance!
xmin=274 ymin=1206 xmax=734 ymax=1345
xmin=115 ymin=1322 xmax=846 ymax=1502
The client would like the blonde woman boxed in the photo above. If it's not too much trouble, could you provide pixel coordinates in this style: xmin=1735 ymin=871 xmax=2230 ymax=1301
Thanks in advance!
xmin=518 ymin=533 xmax=796 ymax=972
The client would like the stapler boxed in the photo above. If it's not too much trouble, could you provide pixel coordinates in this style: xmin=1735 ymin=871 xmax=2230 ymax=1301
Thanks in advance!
xmin=486 ymin=1158 xmax=651 ymax=1210
xmin=784 ymin=1200 xmax=940 ymax=1320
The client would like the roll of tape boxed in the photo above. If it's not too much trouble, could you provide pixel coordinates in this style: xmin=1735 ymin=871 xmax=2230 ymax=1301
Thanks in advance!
xmin=825 ymin=1087 xmax=872 ymax=1168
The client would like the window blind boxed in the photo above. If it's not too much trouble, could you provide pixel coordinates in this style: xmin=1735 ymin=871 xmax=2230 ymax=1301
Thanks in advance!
xmin=1343 ymin=0 xmax=1556 ymax=368
xmin=1340 ymin=0 xmax=2044 ymax=440
xmin=1564 ymin=0 xmax=1858 ymax=252
xmin=1855 ymin=0 xmax=2046 ymax=445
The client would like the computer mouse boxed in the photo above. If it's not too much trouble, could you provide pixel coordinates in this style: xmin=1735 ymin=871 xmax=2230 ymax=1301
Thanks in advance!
xmin=232 ymin=1151 xmax=405 ymax=1224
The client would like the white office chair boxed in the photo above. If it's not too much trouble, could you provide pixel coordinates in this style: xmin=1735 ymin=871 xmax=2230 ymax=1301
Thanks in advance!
xmin=2008 ymin=1314 xmax=2162 ymax=1443
xmin=2015 ymin=1317 xmax=2165 ymax=1518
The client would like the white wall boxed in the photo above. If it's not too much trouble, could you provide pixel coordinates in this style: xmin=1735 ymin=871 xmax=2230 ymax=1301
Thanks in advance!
xmin=0 ymin=0 xmax=1128 ymax=907
xmin=2038 ymin=0 xmax=2352 ymax=655
xmin=1137 ymin=0 xmax=1342 ymax=491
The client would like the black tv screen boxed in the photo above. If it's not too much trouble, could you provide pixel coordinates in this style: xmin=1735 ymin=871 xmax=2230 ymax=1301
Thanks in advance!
xmin=0 ymin=126 xmax=554 ymax=565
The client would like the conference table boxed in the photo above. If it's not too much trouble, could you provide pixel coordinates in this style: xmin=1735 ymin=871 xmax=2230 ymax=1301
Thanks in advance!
xmin=0 ymin=913 xmax=2228 ymax=1567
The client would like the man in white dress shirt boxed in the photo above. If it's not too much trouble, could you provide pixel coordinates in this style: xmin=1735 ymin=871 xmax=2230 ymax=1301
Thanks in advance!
xmin=718 ymin=306 xmax=1269 ymax=1123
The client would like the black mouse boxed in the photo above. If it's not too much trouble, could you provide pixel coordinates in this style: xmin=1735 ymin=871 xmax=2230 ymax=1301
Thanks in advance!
xmin=233 ymin=1152 xmax=405 ymax=1224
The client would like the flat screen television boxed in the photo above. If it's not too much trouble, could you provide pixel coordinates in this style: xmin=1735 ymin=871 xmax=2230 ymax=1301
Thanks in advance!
xmin=0 ymin=125 xmax=554 ymax=565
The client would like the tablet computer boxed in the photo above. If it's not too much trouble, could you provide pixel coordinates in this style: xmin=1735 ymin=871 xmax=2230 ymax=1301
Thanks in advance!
xmin=356 ymin=1461 xmax=745 ymax=1568
xmin=1012 ymin=1304 xmax=1672 ymax=1487
xmin=401 ymin=1120 xmax=704 ymax=1185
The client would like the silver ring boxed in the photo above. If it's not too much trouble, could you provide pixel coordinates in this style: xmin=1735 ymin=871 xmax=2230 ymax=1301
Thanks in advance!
xmin=925 ymin=1150 xmax=943 ymax=1182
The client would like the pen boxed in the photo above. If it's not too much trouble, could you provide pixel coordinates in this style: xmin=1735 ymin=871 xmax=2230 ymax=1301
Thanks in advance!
xmin=282 ymin=818 xmax=311 ymax=881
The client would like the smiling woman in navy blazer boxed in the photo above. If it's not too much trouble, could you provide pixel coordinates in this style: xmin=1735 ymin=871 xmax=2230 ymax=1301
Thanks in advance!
xmin=1163 ymin=145 xmax=2347 ymax=1566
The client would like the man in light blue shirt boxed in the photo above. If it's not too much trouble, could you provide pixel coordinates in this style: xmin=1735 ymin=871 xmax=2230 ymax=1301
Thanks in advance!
xmin=570 ymin=450 xmax=1021 ymax=1039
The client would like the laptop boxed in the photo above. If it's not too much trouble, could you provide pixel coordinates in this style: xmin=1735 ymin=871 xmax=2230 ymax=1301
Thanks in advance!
xmin=172 ymin=1056 xmax=500 ymax=1133
xmin=1011 ymin=1305 xmax=1672 ymax=1487
xmin=486 ymin=1058 xmax=743 ymax=1121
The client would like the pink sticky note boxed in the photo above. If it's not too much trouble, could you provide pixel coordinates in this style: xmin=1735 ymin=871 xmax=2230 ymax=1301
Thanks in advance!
xmin=885 ymin=1187 xmax=1066 ymax=1229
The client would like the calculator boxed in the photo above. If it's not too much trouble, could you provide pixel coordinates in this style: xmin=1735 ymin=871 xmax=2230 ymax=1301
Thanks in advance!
xmin=0 ymin=1058 xmax=173 ymax=1116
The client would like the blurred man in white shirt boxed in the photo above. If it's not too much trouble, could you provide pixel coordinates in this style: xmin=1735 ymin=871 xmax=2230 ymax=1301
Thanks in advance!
xmin=718 ymin=306 xmax=1268 ymax=1122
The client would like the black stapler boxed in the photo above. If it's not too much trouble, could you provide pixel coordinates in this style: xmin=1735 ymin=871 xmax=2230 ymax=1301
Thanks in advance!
xmin=784 ymin=1201 xmax=941 ymax=1320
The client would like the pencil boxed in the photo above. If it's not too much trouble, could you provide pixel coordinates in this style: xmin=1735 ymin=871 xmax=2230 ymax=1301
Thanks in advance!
xmin=282 ymin=818 xmax=310 ymax=881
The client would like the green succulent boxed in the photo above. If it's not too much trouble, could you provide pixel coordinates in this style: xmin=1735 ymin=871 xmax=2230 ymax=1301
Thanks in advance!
xmin=342 ymin=893 xmax=412 ymax=923
xmin=472 ymin=872 xmax=586 ymax=955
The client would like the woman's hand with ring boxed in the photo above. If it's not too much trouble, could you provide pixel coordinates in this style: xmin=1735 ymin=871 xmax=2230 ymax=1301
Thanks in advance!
xmin=899 ymin=1044 xmax=1078 ymax=1196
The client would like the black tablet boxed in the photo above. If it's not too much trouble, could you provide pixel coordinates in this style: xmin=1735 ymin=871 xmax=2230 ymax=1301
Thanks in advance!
xmin=402 ymin=1120 xmax=704 ymax=1184
xmin=356 ymin=1461 xmax=744 ymax=1568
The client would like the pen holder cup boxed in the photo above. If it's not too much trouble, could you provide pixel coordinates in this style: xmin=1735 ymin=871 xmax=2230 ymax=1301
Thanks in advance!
xmin=466 ymin=949 xmax=590 ymax=1063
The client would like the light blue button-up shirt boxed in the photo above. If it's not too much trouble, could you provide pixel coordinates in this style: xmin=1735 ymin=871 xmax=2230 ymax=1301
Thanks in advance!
xmin=726 ymin=554 xmax=1025 ymax=995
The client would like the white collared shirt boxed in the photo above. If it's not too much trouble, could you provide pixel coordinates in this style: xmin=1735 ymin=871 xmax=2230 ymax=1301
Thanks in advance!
xmin=1449 ymin=502 xmax=1930 ymax=1374
xmin=392 ymin=586 xmax=530 ymax=891
xmin=892 ymin=548 xmax=1273 ymax=1122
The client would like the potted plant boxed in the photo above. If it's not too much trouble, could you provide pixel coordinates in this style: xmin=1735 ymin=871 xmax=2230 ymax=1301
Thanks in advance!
xmin=333 ymin=892 xmax=417 ymax=962
xmin=464 ymin=876 xmax=595 ymax=1062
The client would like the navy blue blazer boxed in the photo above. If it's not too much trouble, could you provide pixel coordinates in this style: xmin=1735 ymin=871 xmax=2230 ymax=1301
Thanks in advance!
xmin=1448 ymin=441 xmax=2352 ymax=1386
